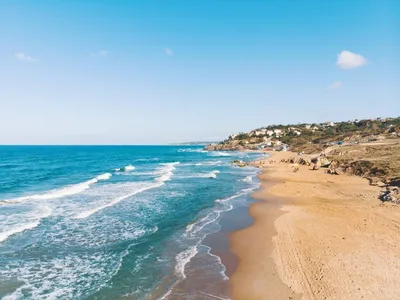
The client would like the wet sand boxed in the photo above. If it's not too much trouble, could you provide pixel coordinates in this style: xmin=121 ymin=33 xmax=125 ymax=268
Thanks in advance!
xmin=230 ymin=151 xmax=400 ymax=299
xmin=158 ymin=192 xmax=258 ymax=300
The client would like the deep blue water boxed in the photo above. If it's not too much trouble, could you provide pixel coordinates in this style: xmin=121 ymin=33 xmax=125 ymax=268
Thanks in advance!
xmin=0 ymin=146 xmax=264 ymax=299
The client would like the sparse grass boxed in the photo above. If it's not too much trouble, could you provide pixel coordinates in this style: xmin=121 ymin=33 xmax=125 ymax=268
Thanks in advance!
xmin=327 ymin=140 xmax=400 ymax=185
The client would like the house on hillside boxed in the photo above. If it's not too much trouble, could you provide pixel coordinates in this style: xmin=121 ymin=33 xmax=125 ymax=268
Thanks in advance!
xmin=262 ymin=136 xmax=270 ymax=142
xmin=311 ymin=125 xmax=319 ymax=132
xmin=254 ymin=129 xmax=266 ymax=136
xmin=266 ymin=130 xmax=274 ymax=136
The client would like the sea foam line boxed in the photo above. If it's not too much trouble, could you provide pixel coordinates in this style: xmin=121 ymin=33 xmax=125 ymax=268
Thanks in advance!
xmin=195 ymin=160 xmax=222 ymax=166
xmin=74 ymin=162 xmax=179 ymax=219
xmin=209 ymin=151 xmax=231 ymax=157
xmin=0 ymin=206 xmax=52 ymax=243
xmin=240 ymin=175 xmax=253 ymax=183
xmin=190 ymin=170 xmax=220 ymax=179
xmin=178 ymin=148 xmax=207 ymax=153
xmin=175 ymin=245 xmax=199 ymax=279
xmin=1 ymin=173 xmax=112 ymax=203
xmin=161 ymin=189 xmax=253 ymax=299
xmin=0 ymin=222 xmax=40 ymax=243
xmin=115 ymin=165 xmax=135 ymax=172
xmin=185 ymin=188 xmax=255 ymax=238
xmin=74 ymin=183 xmax=162 ymax=219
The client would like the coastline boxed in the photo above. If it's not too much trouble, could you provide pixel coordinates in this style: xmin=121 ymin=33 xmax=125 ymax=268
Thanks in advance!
xmin=229 ymin=151 xmax=400 ymax=299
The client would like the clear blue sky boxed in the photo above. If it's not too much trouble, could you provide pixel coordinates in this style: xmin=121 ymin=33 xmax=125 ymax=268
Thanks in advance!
xmin=1 ymin=0 xmax=399 ymax=144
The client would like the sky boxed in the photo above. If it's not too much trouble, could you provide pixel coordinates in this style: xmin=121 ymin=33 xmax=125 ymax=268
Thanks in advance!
xmin=0 ymin=0 xmax=399 ymax=144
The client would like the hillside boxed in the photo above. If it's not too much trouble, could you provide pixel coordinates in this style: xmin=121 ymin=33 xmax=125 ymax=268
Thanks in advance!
xmin=205 ymin=117 xmax=400 ymax=203
xmin=206 ymin=117 xmax=400 ymax=153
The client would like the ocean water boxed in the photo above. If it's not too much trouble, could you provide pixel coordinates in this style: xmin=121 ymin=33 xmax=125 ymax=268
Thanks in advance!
xmin=0 ymin=146 xmax=264 ymax=300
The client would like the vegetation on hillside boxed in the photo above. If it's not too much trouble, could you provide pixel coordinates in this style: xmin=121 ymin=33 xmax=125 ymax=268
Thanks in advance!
xmin=218 ymin=117 xmax=400 ymax=154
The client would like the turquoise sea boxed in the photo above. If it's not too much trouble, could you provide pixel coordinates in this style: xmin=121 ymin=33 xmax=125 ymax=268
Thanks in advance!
xmin=0 ymin=146 xmax=264 ymax=299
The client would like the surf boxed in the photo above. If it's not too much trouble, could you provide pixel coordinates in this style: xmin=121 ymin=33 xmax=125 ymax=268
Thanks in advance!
xmin=1 ymin=173 xmax=112 ymax=203
xmin=0 ymin=206 xmax=52 ymax=243
xmin=74 ymin=162 xmax=180 ymax=219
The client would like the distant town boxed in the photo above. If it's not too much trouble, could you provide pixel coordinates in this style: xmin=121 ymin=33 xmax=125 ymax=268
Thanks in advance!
xmin=206 ymin=117 xmax=400 ymax=152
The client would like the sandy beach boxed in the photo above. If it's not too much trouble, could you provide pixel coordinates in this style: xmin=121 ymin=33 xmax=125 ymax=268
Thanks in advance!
xmin=230 ymin=151 xmax=400 ymax=300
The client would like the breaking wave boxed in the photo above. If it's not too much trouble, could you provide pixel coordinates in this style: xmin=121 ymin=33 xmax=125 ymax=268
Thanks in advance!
xmin=209 ymin=151 xmax=231 ymax=157
xmin=240 ymin=175 xmax=253 ymax=183
xmin=0 ymin=206 xmax=52 ymax=243
xmin=73 ymin=163 xmax=180 ymax=219
xmin=1 ymin=173 xmax=112 ymax=203
xmin=178 ymin=148 xmax=207 ymax=153
xmin=193 ymin=170 xmax=220 ymax=179
xmin=115 ymin=165 xmax=135 ymax=172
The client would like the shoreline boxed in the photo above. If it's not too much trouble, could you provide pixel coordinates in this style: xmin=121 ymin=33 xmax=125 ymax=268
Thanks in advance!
xmin=229 ymin=151 xmax=400 ymax=299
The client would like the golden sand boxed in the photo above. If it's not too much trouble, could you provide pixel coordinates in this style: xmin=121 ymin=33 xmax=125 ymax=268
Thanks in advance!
xmin=230 ymin=151 xmax=400 ymax=299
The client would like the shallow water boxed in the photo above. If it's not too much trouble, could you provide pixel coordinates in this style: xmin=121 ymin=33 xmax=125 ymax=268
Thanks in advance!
xmin=0 ymin=146 xmax=264 ymax=299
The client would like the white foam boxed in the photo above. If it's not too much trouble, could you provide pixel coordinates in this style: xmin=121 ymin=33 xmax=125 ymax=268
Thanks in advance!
xmin=0 ymin=221 xmax=40 ymax=243
xmin=175 ymin=246 xmax=198 ymax=279
xmin=74 ymin=182 xmax=161 ymax=219
xmin=2 ymin=173 xmax=112 ymax=203
xmin=178 ymin=148 xmax=207 ymax=153
xmin=192 ymin=170 xmax=220 ymax=179
xmin=215 ymin=191 xmax=248 ymax=203
xmin=185 ymin=222 xmax=195 ymax=233
xmin=74 ymin=163 xmax=179 ymax=219
xmin=0 ymin=206 xmax=52 ymax=243
xmin=1 ymin=252 xmax=119 ymax=300
xmin=209 ymin=151 xmax=231 ymax=157
xmin=96 ymin=173 xmax=112 ymax=180
xmin=240 ymin=175 xmax=253 ymax=183
xmin=156 ymin=162 xmax=179 ymax=183
xmin=185 ymin=189 xmax=255 ymax=240
xmin=124 ymin=165 xmax=135 ymax=171
xmin=135 ymin=157 xmax=159 ymax=161
xmin=201 ymin=244 xmax=229 ymax=281
xmin=185 ymin=212 xmax=219 ymax=238
xmin=194 ymin=160 xmax=222 ymax=166
xmin=114 ymin=165 xmax=135 ymax=172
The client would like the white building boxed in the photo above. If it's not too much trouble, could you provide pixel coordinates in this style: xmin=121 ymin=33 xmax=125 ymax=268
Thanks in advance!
xmin=311 ymin=126 xmax=319 ymax=131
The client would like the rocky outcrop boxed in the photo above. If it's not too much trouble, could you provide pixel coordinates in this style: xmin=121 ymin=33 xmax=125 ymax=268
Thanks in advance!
xmin=232 ymin=160 xmax=247 ymax=167
xmin=204 ymin=141 xmax=258 ymax=151
xmin=319 ymin=156 xmax=332 ymax=167
xmin=380 ymin=186 xmax=400 ymax=204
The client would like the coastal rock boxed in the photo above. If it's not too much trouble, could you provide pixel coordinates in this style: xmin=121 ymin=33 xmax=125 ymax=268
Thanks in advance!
xmin=327 ymin=161 xmax=341 ymax=175
xmin=311 ymin=157 xmax=321 ymax=170
xmin=205 ymin=144 xmax=218 ymax=151
xmin=293 ymin=156 xmax=312 ymax=166
xmin=380 ymin=187 xmax=400 ymax=204
xmin=319 ymin=156 xmax=332 ymax=167
xmin=232 ymin=160 xmax=247 ymax=167
xmin=204 ymin=140 xmax=249 ymax=151
xmin=344 ymin=166 xmax=355 ymax=175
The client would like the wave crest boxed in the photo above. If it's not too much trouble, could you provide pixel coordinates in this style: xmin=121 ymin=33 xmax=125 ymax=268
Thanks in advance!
xmin=0 ymin=206 xmax=52 ymax=243
xmin=74 ymin=162 xmax=180 ymax=219
xmin=2 ymin=173 xmax=112 ymax=203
